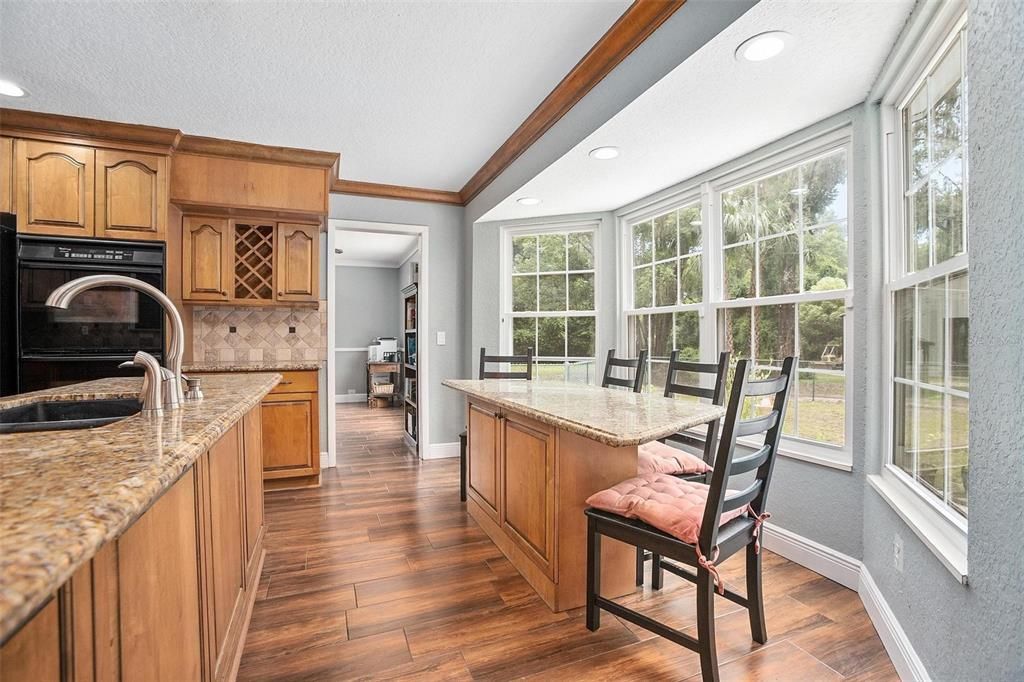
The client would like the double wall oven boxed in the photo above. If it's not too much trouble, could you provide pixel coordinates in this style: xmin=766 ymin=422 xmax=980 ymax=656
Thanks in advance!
xmin=0 ymin=229 xmax=166 ymax=395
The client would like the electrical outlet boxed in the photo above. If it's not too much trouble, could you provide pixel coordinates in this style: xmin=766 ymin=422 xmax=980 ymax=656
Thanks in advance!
xmin=436 ymin=331 xmax=446 ymax=346
xmin=893 ymin=533 xmax=904 ymax=573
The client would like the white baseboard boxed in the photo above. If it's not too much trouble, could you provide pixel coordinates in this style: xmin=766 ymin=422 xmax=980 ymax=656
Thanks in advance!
xmin=761 ymin=523 xmax=860 ymax=590
xmin=319 ymin=451 xmax=330 ymax=469
xmin=859 ymin=566 xmax=929 ymax=682
xmin=335 ymin=393 xmax=367 ymax=403
xmin=422 ymin=441 xmax=460 ymax=460
xmin=761 ymin=523 xmax=928 ymax=682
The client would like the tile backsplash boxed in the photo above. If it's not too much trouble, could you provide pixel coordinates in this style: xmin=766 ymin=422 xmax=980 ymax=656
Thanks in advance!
xmin=192 ymin=304 xmax=327 ymax=363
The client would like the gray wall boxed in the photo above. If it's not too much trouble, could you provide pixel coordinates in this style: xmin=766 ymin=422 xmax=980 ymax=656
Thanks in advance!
xmin=330 ymin=194 xmax=466 ymax=446
xmin=334 ymin=265 xmax=401 ymax=396
xmin=857 ymin=3 xmax=1024 ymax=680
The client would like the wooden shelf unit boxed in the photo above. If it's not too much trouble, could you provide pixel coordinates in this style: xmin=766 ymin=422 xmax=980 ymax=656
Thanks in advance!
xmin=402 ymin=285 xmax=418 ymax=445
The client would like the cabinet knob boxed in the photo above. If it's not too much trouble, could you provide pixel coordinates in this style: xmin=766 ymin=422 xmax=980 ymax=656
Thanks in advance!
xmin=278 ymin=291 xmax=283 ymax=296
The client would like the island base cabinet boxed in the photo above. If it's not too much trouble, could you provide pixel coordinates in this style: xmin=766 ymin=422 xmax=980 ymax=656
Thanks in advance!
xmin=3 ymin=408 xmax=267 ymax=682
xmin=465 ymin=399 xmax=636 ymax=613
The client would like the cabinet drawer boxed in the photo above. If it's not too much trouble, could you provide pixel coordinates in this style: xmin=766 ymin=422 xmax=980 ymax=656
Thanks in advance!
xmin=271 ymin=370 xmax=318 ymax=394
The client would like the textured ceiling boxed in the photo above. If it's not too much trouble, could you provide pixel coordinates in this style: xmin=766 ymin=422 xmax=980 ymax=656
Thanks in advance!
xmin=481 ymin=0 xmax=916 ymax=222
xmin=0 ymin=0 xmax=629 ymax=190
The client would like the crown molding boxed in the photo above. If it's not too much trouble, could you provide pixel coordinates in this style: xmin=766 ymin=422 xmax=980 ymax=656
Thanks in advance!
xmin=331 ymin=179 xmax=463 ymax=205
xmin=0 ymin=107 xmax=181 ymax=152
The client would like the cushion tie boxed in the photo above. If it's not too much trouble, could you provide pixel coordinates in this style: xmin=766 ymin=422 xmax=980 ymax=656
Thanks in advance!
xmin=746 ymin=505 xmax=772 ymax=554
xmin=694 ymin=544 xmax=724 ymax=595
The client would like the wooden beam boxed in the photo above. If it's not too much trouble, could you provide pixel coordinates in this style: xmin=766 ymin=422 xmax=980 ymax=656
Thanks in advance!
xmin=458 ymin=0 xmax=686 ymax=204
xmin=331 ymin=179 xmax=463 ymax=206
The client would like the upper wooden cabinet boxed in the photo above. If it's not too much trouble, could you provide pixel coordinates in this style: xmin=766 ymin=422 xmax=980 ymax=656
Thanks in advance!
xmin=0 ymin=137 xmax=13 ymax=214
xmin=182 ymin=215 xmax=321 ymax=306
xmin=276 ymin=223 xmax=319 ymax=301
xmin=170 ymin=153 xmax=329 ymax=215
xmin=14 ymin=139 xmax=95 ymax=237
xmin=12 ymin=139 xmax=169 ymax=241
xmin=95 ymin=149 xmax=168 ymax=241
xmin=182 ymin=216 xmax=232 ymax=301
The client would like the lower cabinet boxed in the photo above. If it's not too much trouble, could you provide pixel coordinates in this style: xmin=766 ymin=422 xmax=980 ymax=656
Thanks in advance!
xmin=260 ymin=371 xmax=320 ymax=490
xmin=1 ymin=407 xmax=266 ymax=681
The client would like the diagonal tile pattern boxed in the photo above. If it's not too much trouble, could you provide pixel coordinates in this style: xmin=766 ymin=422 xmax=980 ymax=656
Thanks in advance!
xmin=193 ymin=303 xmax=327 ymax=364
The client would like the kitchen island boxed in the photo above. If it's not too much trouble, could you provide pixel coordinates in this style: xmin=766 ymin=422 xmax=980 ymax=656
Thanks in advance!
xmin=0 ymin=373 xmax=279 ymax=680
xmin=443 ymin=379 xmax=726 ymax=612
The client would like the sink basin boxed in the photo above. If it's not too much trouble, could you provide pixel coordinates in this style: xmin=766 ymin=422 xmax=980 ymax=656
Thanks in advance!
xmin=0 ymin=398 xmax=142 ymax=434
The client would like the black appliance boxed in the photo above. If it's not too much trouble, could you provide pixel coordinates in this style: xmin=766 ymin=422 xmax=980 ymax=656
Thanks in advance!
xmin=0 ymin=214 xmax=15 ymax=396
xmin=6 ymin=235 xmax=166 ymax=395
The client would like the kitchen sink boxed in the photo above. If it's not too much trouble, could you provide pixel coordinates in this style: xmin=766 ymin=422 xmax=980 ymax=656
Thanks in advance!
xmin=0 ymin=398 xmax=142 ymax=434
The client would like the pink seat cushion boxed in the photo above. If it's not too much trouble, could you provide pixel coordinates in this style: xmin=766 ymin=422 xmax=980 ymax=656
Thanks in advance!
xmin=637 ymin=440 xmax=711 ymax=476
xmin=585 ymin=473 xmax=746 ymax=545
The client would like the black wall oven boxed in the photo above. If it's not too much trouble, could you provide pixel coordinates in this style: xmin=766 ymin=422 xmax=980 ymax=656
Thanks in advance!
xmin=10 ymin=235 xmax=166 ymax=394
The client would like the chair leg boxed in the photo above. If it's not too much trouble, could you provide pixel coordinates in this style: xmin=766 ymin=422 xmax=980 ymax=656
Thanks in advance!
xmin=651 ymin=553 xmax=663 ymax=590
xmin=696 ymin=567 xmax=720 ymax=682
xmin=746 ymin=543 xmax=767 ymax=644
xmin=586 ymin=517 xmax=601 ymax=631
xmin=635 ymin=547 xmax=645 ymax=586
xmin=459 ymin=432 xmax=467 ymax=502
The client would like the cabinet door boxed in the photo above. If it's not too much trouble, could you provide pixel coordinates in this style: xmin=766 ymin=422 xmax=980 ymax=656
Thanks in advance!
xmin=242 ymin=406 xmax=265 ymax=580
xmin=467 ymin=401 xmax=501 ymax=522
xmin=182 ymin=216 xmax=232 ymax=301
xmin=261 ymin=391 xmax=320 ymax=478
xmin=275 ymin=223 xmax=319 ymax=302
xmin=95 ymin=149 xmax=168 ymax=241
xmin=502 ymin=413 xmax=556 ymax=577
xmin=0 ymin=137 xmax=13 ymax=214
xmin=116 ymin=471 xmax=203 ymax=681
xmin=15 ymin=139 xmax=94 ymax=236
xmin=0 ymin=598 xmax=60 ymax=681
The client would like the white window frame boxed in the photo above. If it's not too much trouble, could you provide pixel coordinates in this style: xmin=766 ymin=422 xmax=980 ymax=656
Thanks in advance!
xmin=499 ymin=219 xmax=601 ymax=383
xmin=617 ymin=128 xmax=855 ymax=470
xmin=873 ymin=3 xmax=969 ymax=583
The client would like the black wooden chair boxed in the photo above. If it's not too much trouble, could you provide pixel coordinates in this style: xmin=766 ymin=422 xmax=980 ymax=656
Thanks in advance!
xmin=636 ymin=350 xmax=730 ymax=586
xmin=601 ymin=349 xmax=648 ymax=393
xmin=586 ymin=356 xmax=796 ymax=682
xmin=459 ymin=347 xmax=533 ymax=501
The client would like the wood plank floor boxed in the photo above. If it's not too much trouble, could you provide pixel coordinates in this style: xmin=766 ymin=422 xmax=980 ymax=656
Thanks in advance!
xmin=238 ymin=403 xmax=896 ymax=681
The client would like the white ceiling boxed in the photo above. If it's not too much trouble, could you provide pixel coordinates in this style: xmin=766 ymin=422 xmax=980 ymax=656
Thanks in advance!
xmin=335 ymin=229 xmax=418 ymax=268
xmin=0 ymin=0 xmax=629 ymax=190
xmin=481 ymin=0 xmax=915 ymax=222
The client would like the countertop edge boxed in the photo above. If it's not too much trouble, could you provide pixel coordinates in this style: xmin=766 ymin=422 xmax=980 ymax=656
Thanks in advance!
xmin=0 ymin=373 xmax=280 ymax=643
xmin=442 ymin=380 xmax=721 ymax=447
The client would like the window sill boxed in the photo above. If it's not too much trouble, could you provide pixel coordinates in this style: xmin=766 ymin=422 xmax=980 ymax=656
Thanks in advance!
xmin=737 ymin=437 xmax=853 ymax=472
xmin=867 ymin=472 xmax=968 ymax=584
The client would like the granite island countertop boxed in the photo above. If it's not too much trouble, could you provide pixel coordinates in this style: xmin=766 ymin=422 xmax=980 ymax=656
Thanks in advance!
xmin=183 ymin=360 xmax=321 ymax=373
xmin=442 ymin=379 xmax=726 ymax=447
xmin=0 ymin=373 xmax=280 ymax=642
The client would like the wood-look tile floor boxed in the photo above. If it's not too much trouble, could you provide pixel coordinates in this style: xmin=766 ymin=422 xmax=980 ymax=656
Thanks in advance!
xmin=238 ymin=404 xmax=896 ymax=681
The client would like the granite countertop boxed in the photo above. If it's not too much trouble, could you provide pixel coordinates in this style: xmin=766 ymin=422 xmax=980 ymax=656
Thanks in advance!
xmin=0 ymin=373 xmax=279 ymax=642
xmin=183 ymin=360 xmax=321 ymax=373
xmin=442 ymin=379 xmax=726 ymax=447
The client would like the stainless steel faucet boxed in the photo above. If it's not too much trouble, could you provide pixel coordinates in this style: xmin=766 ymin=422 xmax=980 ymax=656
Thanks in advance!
xmin=119 ymin=351 xmax=164 ymax=413
xmin=46 ymin=274 xmax=187 ymax=407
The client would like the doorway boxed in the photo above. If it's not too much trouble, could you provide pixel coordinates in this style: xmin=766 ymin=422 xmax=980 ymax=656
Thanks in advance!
xmin=326 ymin=219 xmax=429 ymax=465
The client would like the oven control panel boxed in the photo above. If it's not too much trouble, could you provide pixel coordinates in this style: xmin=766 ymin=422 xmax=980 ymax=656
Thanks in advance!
xmin=54 ymin=246 xmax=134 ymax=261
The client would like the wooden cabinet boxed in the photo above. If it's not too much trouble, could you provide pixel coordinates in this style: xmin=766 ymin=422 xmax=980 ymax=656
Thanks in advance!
xmin=12 ymin=140 xmax=169 ymax=240
xmin=182 ymin=216 xmax=321 ymax=306
xmin=0 ymin=136 xmax=13 ymax=214
xmin=502 ymin=413 xmax=556 ymax=577
xmin=3 ymin=408 xmax=267 ymax=682
xmin=276 ymin=223 xmax=319 ymax=301
xmin=0 ymin=598 xmax=60 ymax=681
xmin=261 ymin=375 xmax=320 ymax=488
xmin=95 ymin=149 xmax=168 ymax=241
xmin=183 ymin=216 xmax=232 ymax=301
xmin=14 ymin=140 xmax=94 ymax=236
xmin=467 ymin=401 xmax=501 ymax=521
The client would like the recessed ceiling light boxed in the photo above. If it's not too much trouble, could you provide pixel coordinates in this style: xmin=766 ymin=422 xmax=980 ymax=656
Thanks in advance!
xmin=0 ymin=79 xmax=26 ymax=97
xmin=589 ymin=146 xmax=620 ymax=160
xmin=735 ymin=31 xmax=789 ymax=62
xmin=516 ymin=197 xmax=541 ymax=206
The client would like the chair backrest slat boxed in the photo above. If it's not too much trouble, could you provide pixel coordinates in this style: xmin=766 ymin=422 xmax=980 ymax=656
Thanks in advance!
xmin=661 ymin=350 xmax=731 ymax=466
xmin=479 ymin=347 xmax=533 ymax=380
xmin=698 ymin=356 xmax=797 ymax=554
xmin=601 ymin=349 xmax=648 ymax=393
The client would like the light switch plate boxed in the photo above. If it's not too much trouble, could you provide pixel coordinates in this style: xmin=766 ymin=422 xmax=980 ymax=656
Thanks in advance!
xmin=436 ymin=331 xmax=446 ymax=346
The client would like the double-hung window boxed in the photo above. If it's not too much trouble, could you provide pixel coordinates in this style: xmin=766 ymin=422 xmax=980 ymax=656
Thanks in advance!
xmin=504 ymin=224 xmax=598 ymax=382
xmin=886 ymin=19 xmax=969 ymax=523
